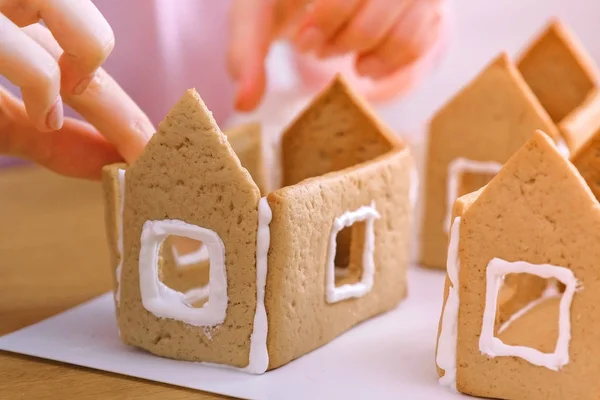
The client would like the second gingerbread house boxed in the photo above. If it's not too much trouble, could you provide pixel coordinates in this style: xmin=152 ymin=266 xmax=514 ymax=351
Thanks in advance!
xmin=436 ymin=130 xmax=600 ymax=399
xmin=420 ymin=19 xmax=600 ymax=269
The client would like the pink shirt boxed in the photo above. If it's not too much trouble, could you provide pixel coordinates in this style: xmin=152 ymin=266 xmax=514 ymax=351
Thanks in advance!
xmin=94 ymin=0 xmax=235 ymax=126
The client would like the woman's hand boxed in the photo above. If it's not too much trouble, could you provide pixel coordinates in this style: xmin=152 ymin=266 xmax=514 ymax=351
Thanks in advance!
xmin=228 ymin=0 xmax=445 ymax=112
xmin=0 ymin=0 xmax=154 ymax=179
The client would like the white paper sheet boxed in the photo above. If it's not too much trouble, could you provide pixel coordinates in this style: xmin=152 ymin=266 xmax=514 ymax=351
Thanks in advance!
xmin=0 ymin=267 xmax=467 ymax=400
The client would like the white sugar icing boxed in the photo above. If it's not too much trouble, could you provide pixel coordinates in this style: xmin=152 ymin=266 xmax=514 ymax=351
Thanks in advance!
xmin=241 ymin=196 xmax=271 ymax=373
xmin=201 ymin=196 xmax=271 ymax=374
xmin=436 ymin=216 xmax=461 ymax=389
xmin=139 ymin=219 xmax=228 ymax=327
xmin=325 ymin=202 xmax=381 ymax=303
xmin=172 ymin=243 xmax=210 ymax=267
xmin=115 ymin=169 xmax=126 ymax=305
xmin=479 ymin=258 xmax=579 ymax=371
xmin=183 ymin=284 xmax=210 ymax=306
xmin=444 ymin=159 xmax=502 ymax=233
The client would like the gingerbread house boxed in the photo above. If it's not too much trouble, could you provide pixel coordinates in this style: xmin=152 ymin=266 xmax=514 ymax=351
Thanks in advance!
xmin=101 ymin=76 xmax=413 ymax=373
xmin=519 ymin=19 xmax=600 ymax=152
xmin=436 ymin=130 xmax=600 ymax=399
xmin=420 ymin=19 xmax=600 ymax=269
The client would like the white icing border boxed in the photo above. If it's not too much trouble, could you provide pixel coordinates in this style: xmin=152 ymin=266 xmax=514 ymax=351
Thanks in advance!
xmin=436 ymin=216 xmax=461 ymax=389
xmin=444 ymin=159 xmax=502 ymax=233
xmin=479 ymin=258 xmax=578 ymax=371
xmin=202 ymin=197 xmax=271 ymax=374
xmin=139 ymin=220 xmax=228 ymax=327
xmin=183 ymin=284 xmax=210 ymax=306
xmin=172 ymin=244 xmax=210 ymax=267
xmin=115 ymin=169 xmax=126 ymax=305
xmin=241 ymin=197 xmax=271 ymax=373
xmin=325 ymin=202 xmax=381 ymax=303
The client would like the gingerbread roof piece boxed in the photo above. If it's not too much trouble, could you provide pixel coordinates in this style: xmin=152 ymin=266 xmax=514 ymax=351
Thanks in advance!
xmin=518 ymin=19 xmax=599 ymax=124
xmin=420 ymin=52 xmax=559 ymax=269
xmin=281 ymin=75 xmax=401 ymax=187
xmin=437 ymin=130 xmax=600 ymax=399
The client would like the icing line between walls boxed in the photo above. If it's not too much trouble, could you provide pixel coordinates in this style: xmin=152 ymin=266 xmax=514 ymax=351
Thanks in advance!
xmin=436 ymin=216 xmax=461 ymax=389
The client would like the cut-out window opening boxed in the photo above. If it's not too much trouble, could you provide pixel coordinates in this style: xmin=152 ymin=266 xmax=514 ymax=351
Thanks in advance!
xmin=162 ymin=236 xmax=211 ymax=308
xmin=444 ymin=158 xmax=502 ymax=233
xmin=326 ymin=203 xmax=380 ymax=304
xmin=495 ymin=273 xmax=563 ymax=353
xmin=169 ymin=236 xmax=210 ymax=268
xmin=479 ymin=258 xmax=578 ymax=371
xmin=334 ymin=223 xmax=367 ymax=287
xmin=139 ymin=220 xmax=228 ymax=327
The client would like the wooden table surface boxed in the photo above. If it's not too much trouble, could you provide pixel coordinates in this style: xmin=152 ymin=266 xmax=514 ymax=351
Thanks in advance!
xmin=0 ymin=165 xmax=230 ymax=400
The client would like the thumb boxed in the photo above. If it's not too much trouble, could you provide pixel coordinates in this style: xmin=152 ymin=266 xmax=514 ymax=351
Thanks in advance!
xmin=228 ymin=0 xmax=276 ymax=112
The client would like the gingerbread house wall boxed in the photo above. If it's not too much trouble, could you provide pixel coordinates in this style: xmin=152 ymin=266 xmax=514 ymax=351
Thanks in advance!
xmin=264 ymin=149 xmax=412 ymax=369
xmin=101 ymin=162 xmax=127 ymax=313
xmin=440 ymin=133 xmax=600 ymax=399
xmin=420 ymin=53 xmax=559 ymax=269
xmin=117 ymin=90 xmax=264 ymax=370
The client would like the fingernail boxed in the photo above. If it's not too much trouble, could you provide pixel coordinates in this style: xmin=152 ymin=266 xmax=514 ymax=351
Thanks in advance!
xmin=295 ymin=27 xmax=324 ymax=52
xmin=46 ymin=96 xmax=64 ymax=131
xmin=73 ymin=75 xmax=94 ymax=95
xmin=357 ymin=57 xmax=386 ymax=78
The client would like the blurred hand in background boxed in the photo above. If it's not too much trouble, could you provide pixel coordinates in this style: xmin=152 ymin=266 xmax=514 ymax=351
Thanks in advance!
xmin=228 ymin=0 xmax=446 ymax=111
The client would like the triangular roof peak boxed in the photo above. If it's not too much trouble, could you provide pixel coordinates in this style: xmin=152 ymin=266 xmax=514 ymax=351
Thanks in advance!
xmin=280 ymin=74 xmax=402 ymax=186
xmin=282 ymin=74 xmax=401 ymax=147
xmin=517 ymin=19 xmax=600 ymax=123
xmin=129 ymin=88 xmax=259 ymax=194
xmin=430 ymin=51 xmax=560 ymax=145
xmin=465 ymin=130 xmax=599 ymax=221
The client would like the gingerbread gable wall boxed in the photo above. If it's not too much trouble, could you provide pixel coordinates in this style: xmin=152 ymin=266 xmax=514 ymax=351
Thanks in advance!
xmin=452 ymin=131 xmax=600 ymax=399
xmin=420 ymin=52 xmax=559 ymax=268
xmin=518 ymin=19 xmax=599 ymax=124
xmin=281 ymin=75 xmax=401 ymax=187
xmin=119 ymin=89 xmax=263 ymax=368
